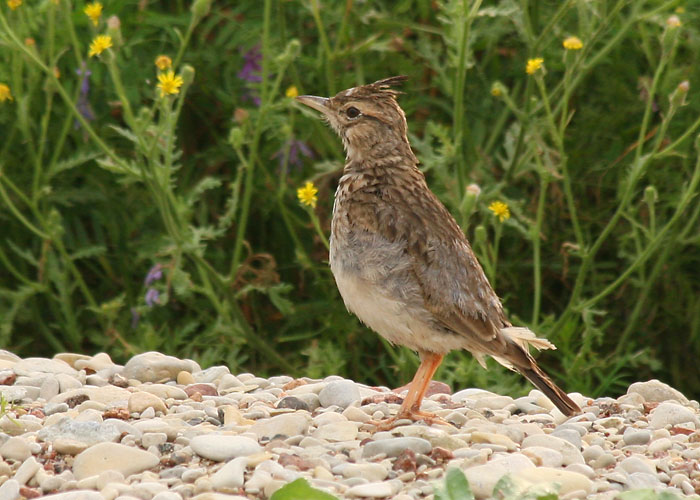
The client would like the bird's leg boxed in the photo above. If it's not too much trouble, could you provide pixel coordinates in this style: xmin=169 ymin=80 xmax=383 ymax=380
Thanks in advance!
xmin=375 ymin=352 xmax=449 ymax=430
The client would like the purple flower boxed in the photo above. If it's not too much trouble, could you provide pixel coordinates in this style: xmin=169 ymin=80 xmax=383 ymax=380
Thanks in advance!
xmin=238 ymin=45 xmax=262 ymax=83
xmin=75 ymin=63 xmax=95 ymax=125
xmin=272 ymin=138 xmax=314 ymax=169
xmin=144 ymin=263 xmax=163 ymax=286
xmin=145 ymin=288 xmax=160 ymax=307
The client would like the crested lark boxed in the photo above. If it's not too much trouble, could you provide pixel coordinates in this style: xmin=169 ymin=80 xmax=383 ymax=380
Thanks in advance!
xmin=297 ymin=76 xmax=580 ymax=426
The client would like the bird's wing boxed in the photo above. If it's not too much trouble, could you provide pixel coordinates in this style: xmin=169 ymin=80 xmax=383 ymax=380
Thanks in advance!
xmin=368 ymin=175 xmax=509 ymax=346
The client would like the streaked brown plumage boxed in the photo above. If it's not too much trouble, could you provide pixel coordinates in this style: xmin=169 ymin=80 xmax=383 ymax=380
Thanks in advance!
xmin=297 ymin=76 xmax=580 ymax=426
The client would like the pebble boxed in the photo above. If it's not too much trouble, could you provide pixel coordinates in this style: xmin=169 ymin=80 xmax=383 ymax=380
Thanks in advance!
xmin=318 ymin=380 xmax=361 ymax=409
xmin=72 ymin=442 xmax=160 ymax=479
xmin=623 ymin=427 xmax=651 ymax=445
xmin=190 ymin=435 xmax=261 ymax=461
xmin=649 ymin=402 xmax=698 ymax=429
xmin=362 ymin=437 xmax=432 ymax=458
xmin=210 ymin=457 xmax=248 ymax=489
xmin=464 ymin=453 xmax=535 ymax=498
xmin=0 ymin=479 xmax=19 ymax=500
xmin=0 ymin=436 xmax=31 ymax=461
xmin=2 ymin=350 xmax=700 ymax=500
xmin=628 ymin=379 xmax=689 ymax=404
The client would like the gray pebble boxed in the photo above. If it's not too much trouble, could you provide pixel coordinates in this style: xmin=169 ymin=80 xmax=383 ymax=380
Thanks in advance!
xmin=362 ymin=437 xmax=432 ymax=458
xmin=319 ymin=380 xmax=361 ymax=409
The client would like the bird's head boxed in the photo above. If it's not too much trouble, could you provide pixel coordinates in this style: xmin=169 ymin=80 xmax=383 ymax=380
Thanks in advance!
xmin=296 ymin=76 xmax=415 ymax=163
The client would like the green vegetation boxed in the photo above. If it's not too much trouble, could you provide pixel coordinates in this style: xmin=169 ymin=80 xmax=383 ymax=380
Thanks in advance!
xmin=0 ymin=0 xmax=698 ymax=399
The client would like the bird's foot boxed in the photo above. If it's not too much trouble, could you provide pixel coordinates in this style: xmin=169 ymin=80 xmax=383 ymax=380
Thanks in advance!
xmin=371 ymin=409 xmax=453 ymax=431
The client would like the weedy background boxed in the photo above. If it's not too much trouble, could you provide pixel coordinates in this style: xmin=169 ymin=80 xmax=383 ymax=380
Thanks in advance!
xmin=0 ymin=0 xmax=698 ymax=399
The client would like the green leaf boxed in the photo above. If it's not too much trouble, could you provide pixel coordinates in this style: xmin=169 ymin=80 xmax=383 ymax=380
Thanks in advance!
xmin=270 ymin=478 xmax=338 ymax=500
xmin=618 ymin=490 xmax=681 ymax=500
xmin=434 ymin=468 xmax=474 ymax=500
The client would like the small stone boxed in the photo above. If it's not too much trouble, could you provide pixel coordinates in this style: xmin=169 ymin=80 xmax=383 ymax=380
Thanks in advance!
xmin=177 ymin=371 xmax=195 ymax=385
xmin=470 ymin=432 xmax=517 ymax=451
xmin=249 ymin=414 xmax=309 ymax=440
xmin=72 ymin=442 xmax=160 ymax=480
xmin=623 ymin=427 xmax=651 ymax=446
xmin=522 ymin=434 xmax=584 ymax=465
xmin=53 ymin=438 xmax=89 ymax=455
xmin=551 ymin=428 xmax=582 ymax=448
xmin=619 ymin=456 xmax=655 ymax=475
xmin=0 ymin=436 xmax=31 ymax=461
xmin=276 ymin=397 xmax=309 ymax=412
xmin=343 ymin=405 xmax=371 ymax=423
xmin=628 ymin=380 xmax=689 ymax=404
xmin=142 ymin=432 xmax=168 ymax=448
xmin=346 ymin=480 xmax=399 ymax=498
xmin=185 ymin=384 xmax=218 ymax=398
xmin=341 ymin=463 xmax=388 ymax=482
xmin=313 ymin=421 xmax=358 ymax=442
xmin=190 ymin=434 xmax=262 ymax=461
xmin=37 ymin=491 xmax=103 ymax=500
xmin=13 ymin=358 xmax=78 ymax=376
xmin=128 ymin=391 xmax=168 ymax=414
xmin=522 ymin=446 xmax=564 ymax=467
xmin=73 ymin=353 xmax=114 ymax=372
xmin=14 ymin=457 xmax=41 ymax=485
xmin=650 ymin=402 xmax=698 ymax=429
xmin=363 ymin=437 xmax=432 ymax=458
xmin=38 ymin=417 xmax=121 ymax=446
xmin=464 ymin=453 xmax=535 ymax=498
xmin=648 ymin=437 xmax=673 ymax=454
xmin=40 ymin=377 xmax=60 ymax=401
xmin=0 ymin=480 xmax=19 ymax=500
xmin=139 ymin=384 xmax=188 ymax=400
xmin=515 ymin=467 xmax=593 ymax=495
xmin=211 ymin=457 xmax=248 ymax=489
xmin=318 ymin=380 xmax=361 ymax=409
xmin=123 ymin=352 xmax=199 ymax=383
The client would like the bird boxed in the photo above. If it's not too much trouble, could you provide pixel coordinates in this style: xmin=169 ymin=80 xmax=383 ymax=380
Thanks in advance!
xmin=296 ymin=76 xmax=580 ymax=427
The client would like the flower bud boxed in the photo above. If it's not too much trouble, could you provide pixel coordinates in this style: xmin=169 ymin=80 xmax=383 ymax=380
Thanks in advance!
xmin=106 ymin=16 xmax=123 ymax=46
xmin=669 ymin=80 xmax=689 ymax=109
xmin=181 ymin=65 xmax=195 ymax=87
xmin=474 ymin=225 xmax=487 ymax=245
xmin=228 ymin=127 xmax=245 ymax=149
xmin=191 ymin=0 xmax=212 ymax=23
xmin=490 ymin=82 xmax=506 ymax=97
xmin=644 ymin=185 xmax=658 ymax=205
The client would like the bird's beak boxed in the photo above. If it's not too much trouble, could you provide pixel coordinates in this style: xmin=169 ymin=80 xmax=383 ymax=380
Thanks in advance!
xmin=295 ymin=95 xmax=330 ymax=115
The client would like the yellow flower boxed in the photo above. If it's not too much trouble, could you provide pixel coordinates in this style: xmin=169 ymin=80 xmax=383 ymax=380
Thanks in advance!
xmin=157 ymin=70 xmax=184 ymax=97
xmin=155 ymin=55 xmax=172 ymax=71
xmin=285 ymin=85 xmax=299 ymax=98
xmin=0 ymin=83 xmax=13 ymax=103
xmin=526 ymin=58 xmax=544 ymax=75
xmin=88 ymin=35 xmax=112 ymax=57
xmin=297 ymin=181 xmax=318 ymax=208
xmin=7 ymin=0 xmax=21 ymax=10
xmin=488 ymin=201 xmax=510 ymax=222
xmin=563 ymin=36 xmax=583 ymax=50
xmin=53 ymin=67 xmax=61 ymax=79
xmin=84 ymin=2 xmax=103 ymax=27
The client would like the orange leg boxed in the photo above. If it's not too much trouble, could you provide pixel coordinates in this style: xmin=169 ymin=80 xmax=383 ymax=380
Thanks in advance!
xmin=375 ymin=352 xmax=448 ymax=430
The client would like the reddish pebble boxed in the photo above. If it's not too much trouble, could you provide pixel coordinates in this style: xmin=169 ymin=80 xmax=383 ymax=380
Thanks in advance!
xmin=185 ymin=383 xmax=218 ymax=397
xmin=20 ymin=486 xmax=41 ymax=499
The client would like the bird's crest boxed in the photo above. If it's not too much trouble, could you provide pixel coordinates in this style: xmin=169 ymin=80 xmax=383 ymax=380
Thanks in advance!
xmin=338 ymin=75 xmax=408 ymax=100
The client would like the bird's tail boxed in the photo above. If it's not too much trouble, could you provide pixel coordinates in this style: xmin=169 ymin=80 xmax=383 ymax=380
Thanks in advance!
xmin=519 ymin=362 xmax=581 ymax=417
xmin=494 ymin=327 xmax=581 ymax=417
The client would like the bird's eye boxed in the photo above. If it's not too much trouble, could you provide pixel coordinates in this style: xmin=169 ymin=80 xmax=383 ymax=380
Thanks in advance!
xmin=346 ymin=106 xmax=360 ymax=119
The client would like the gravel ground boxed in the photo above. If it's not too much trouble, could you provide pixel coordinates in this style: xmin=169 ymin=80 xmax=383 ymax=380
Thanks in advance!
xmin=0 ymin=350 xmax=699 ymax=500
